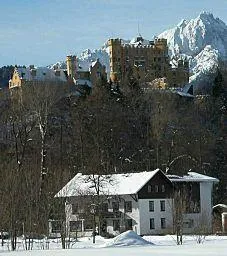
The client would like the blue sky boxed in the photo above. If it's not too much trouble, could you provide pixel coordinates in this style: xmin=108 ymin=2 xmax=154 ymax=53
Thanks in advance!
xmin=0 ymin=0 xmax=227 ymax=67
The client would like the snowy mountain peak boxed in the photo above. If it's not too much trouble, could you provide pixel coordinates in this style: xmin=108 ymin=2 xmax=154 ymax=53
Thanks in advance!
xmin=177 ymin=19 xmax=188 ymax=28
xmin=159 ymin=12 xmax=227 ymax=57
xmin=158 ymin=12 xmax=227 ymax=91
xmin=197 ymin=11 xmax=214 ymax=21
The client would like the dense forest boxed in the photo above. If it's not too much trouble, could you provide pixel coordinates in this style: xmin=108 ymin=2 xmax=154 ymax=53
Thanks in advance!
xmin=0 ymin=66 xmax=14 ymax=88
xmin=0 ymin=64 xmax=226 ymax=249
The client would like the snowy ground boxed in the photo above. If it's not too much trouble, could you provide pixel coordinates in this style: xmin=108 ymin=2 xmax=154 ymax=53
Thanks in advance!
xmin=0 ymin=231 xmax=227 ymax=255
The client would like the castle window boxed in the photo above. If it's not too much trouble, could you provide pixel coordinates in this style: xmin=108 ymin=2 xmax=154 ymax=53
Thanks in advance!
xmin=55 ymin=70 xmax=60 ymax=76
xmin=31 ymin=70 xmax=36 ymax=76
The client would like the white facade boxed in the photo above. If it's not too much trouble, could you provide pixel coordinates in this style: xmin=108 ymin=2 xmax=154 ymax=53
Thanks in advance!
xmin=55 ymin=170 xmax=218 ymax=237
xmin=139 ymin=199 xmax=173 ymax=235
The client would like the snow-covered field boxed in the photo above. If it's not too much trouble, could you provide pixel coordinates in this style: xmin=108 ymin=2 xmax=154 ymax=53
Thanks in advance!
xmin=1 ymin=231 xmax=227 ymax=256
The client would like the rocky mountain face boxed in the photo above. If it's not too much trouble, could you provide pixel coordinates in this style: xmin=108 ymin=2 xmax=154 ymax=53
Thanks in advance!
xmin=50 ymin=12 xmax=227 ymax=93
xmin=159 ymin=12 xmax=227 ymax=92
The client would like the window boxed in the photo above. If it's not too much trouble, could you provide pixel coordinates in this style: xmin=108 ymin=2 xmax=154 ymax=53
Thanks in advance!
xmin=51 ymin=221 xmax=62 ymax=233
xmin=149 ymin=201 xmax=154 ymax=212
xmin=125 ymin=201 xmax=132 ymax=212
xmin=84 ymin=219 xmax=93 ymax=231
xmin=160 ymin=201 xmax=165 ymax=211
xmin=150 ymin=218 xmax=155 ymax=229
xmin=161 ymin=185 xmax=165 ymax=192
xmin=161 ymin=218 xmax=166 ymax=229
xmin=113 ymin=220 xmax=120 ymax=231
xmin=55 ymin=70 xmax=60 ymax=76
xmin=155 ymin=185 xmax=159 ymax=192
xmin=70 ymin=221 xmax=82 ymax=232
xmin=183 ymin=219 xmax=194 ymax=228
xmin=148 ymin=185 xmax=153 ymax=193
xmin=125 ymin=219 xmax=133 ymax=230
xmin=31 ymin=70 xmax=36 ymax=76
xmin=72 ymin=203 xmax=78 ymax=214
xmin=112 ymin=202 xmax=119 ymax=212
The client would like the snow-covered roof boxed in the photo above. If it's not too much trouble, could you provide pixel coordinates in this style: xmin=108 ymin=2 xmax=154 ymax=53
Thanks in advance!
xmin=129 ymin=35 xmax=151 ymax=46
xmin=56 ymin=169 xmax=160 ymax=198
xmin=74 ymin=78 xmax=92 ymax=87
xmin=16 ymin=67 xmax=67 ymax=82
xmin=91 ymin=60 xmax=98 ymax=68
xmin=213 ymin=204 xmax=227 ymax=210
xmin=176 ymin=91 xmax=194 ymax=98
xmin=167 ymin=172 xmax=219 ymax=183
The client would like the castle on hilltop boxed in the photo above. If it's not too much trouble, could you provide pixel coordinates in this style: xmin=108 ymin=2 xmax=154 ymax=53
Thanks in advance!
xmin=108 ymin=35 xmax=189 ymax=88
xmin=8 ymin=35 xmax=189 ymax=94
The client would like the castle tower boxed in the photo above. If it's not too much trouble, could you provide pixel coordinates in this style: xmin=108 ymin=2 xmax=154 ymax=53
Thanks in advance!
xmin=66 ymin=55 xmax=77 ymax=79
xmin=154 ymin=38 xmax=168 ymax=53
xmin=108 ymin=39 xmax=122 ymax=82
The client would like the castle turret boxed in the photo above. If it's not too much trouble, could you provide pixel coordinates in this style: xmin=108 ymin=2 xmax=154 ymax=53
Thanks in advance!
xmin=66 ymin=55 xmax=77 ymax=79
xmin=108 ymin=39 xmax=122 ymax=82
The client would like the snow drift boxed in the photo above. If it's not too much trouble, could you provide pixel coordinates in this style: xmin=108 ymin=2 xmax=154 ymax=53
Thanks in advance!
xmin=104 ymin=230 xmax=153 ymax=247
